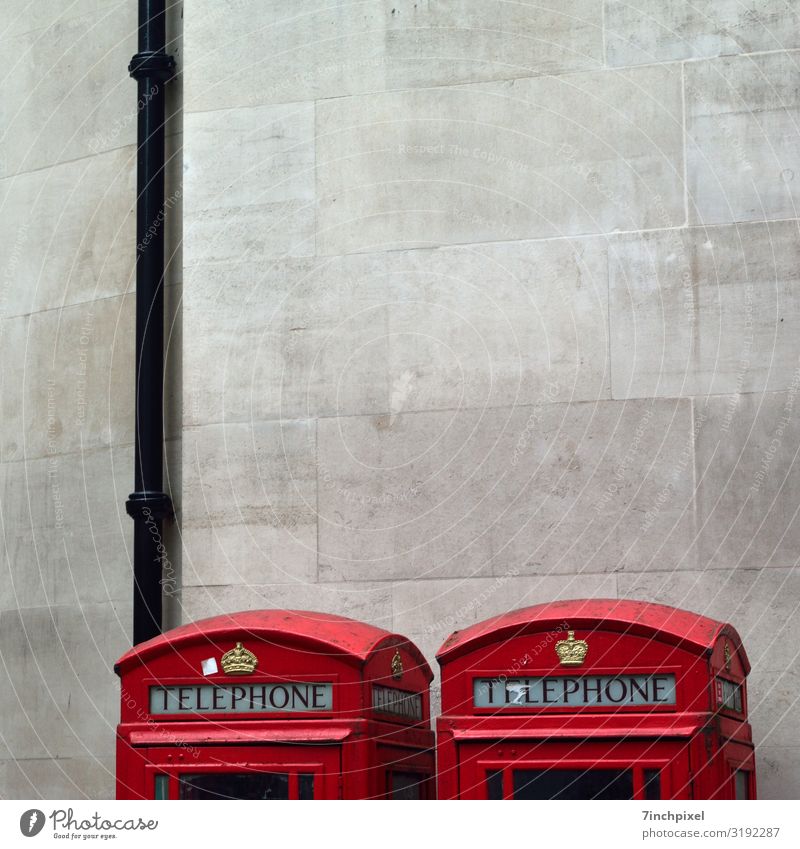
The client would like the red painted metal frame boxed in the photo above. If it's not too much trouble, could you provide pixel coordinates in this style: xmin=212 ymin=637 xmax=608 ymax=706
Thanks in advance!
xmin=436 ymin=598 xmax=755 ymax=800
xmin=116 ymin=610 xmax=435 ymax=799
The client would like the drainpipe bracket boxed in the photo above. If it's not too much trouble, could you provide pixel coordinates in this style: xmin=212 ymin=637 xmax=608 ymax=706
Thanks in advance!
xmin=126 ymin=490 xmax=174 ymax=521
xmin=128 ymin=50 xmax=176 ymax=82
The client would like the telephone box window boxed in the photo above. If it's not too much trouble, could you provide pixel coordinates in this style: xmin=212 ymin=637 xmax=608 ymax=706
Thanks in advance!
xmin=390 ymin=771 xmax=424 ymax=800
xmin=298 ymin=773 xmax=315 ymax=800
xmin=154 ymin=775 xmax=169 ymax=800
xmin=735 ymin=771 xmax=751 ymax=800
xmin=486 ymin=769 xmax=503 ymax=800
xmin=643 ymin=768 xmax=661 ymax=800
xmin=512 ymin=768 xmax=634 ymax=800
xmin=178 ymin=772 xmax=290 ymax=800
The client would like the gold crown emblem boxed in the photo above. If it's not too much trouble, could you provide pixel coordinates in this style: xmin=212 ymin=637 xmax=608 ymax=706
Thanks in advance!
xmin=555 ymin=631 xmax=588 ymax=667
xmin=221 ymin=642 xmax=258 ymax=675
xmin=391 ymin=650 xmax=403 ymax=680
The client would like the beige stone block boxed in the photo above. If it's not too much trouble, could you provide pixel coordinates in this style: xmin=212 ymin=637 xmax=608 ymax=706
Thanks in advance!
xmin=0 ymin=527 xmax=131 ymax=611
xmin=184 ymin=103 xmax=315 ymax=264
xmin=393 ymin=572 xmax=618 ymax=660
xmin=609 ymin=221 xmax=800 ymax=398
xmin=2 ymin=2 xmax=126 ymax=42
xmin=606 ymin=0 xmax=800 ymax=66
xmin=0 ymin=10 xmax=137 ymax=175
xmin=182 ymin=256 xmax=392 ymax=425
xmin=757 ymin=747 xmax=800 ymax=800
xmin=618 ymin=567 xmax=800 ymax=672
xmin=686 ymin=51 xmax=800 ymax=225
xmin=182 ymin=523 xmax=317 ymax=589
xmin=181 ymin=421 xmax=316 ymax=530
xmin=695 ymin=392 xmax=800 ymax=570
xmin=0 ymin=147 xmax=135 ymax=319
xmin=185 ymin=1 xmax=603 ymax=112
xmin=184 ymin=237 xmax=609 ymax=424
xmin=0 ymin=444 xmax=133 ymax=539
xmin=317 ymin=398 xmax=696 ymax=582
xmin=179 ymin=581 xmax=394 ymax=632
xmin=0 ymin=603 xmax=130 ymax=761
xmin=0 ymin=296 xmax=134 ymax=461
xmin=0 ymin=756 xmax=116 ymax=799
xmin=316 ymin=65 xmax=684 ymax=253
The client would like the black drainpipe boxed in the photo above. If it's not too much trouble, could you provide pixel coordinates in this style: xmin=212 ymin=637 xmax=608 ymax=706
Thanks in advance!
xmin=126 ymin=0 xmax=176 ymax=645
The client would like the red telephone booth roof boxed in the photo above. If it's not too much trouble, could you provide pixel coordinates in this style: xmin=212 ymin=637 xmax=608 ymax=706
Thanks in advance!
xmin=116 ymin=609 xmax=432 ymax=679
xmin=437 ymin=598 xmax=749 ymax=672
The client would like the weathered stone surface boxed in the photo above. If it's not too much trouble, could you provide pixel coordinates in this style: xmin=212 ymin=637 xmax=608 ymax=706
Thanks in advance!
xmin=609 ymin=221 xmax=800 ymax=398
xmin=183 ymin=237 xmax=609 ymax=424
xmin=2 ymin=1 xmax=126 ymax=41
xmin=0 ymin=146 xmax=135 ymax=319
xmin=184 ymin=103 xmax=315 ymax=264
xmin=186 ymin=1 xmax=604 ymax=111
xmin=180 ymin=581 xmax=394 ymax=631
xmin=316 ymin=64 xmax=684 ymax=253
xmin=0 ymin=756 xmax=116 ymax=800
xmin=393 ymin=571 xmax=618 ymax=666
xmin=686 ymin=51 xmax=800 ymax=225
xmin=0 ymin=603 xmax=130 ymax=761
xmin=182 ymin=523 xmax=317 ymax=589
xmin=317 ymin=398 xmax=696 ymax=582
xmin=181 ymin=421 xmax=316 ymax=531
xmin=0 ymin=444 xmax=133 ymax=538
xmin=694 ymin=392 xmax=800 ymax=571
xmin=606 ymin=0 xmax=800 ymax=66
xmin=0 ymin=10 xmax=137 ymax=176
xmin=757 ymin=747 xmax=800 ymax=800
xmin=618 ymin=567 xmax=800 ymax=670
xmin=0 ymin=296 xmax=134 ymax=461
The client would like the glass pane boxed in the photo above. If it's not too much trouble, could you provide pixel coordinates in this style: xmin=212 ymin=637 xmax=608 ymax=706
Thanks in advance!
xmin=179 ymin=772 xmax=290 ymax=800
xmin=298 ymin=773 xmax=315 ymax=800
xmin=486 ymin=769 xmax=503 ymax=800
xmin=390 ymin=771 xmax=424 ymax=800
xmin=154 ymin=774 xmax=169 ymax=800
xmin=643 ymin=769 xmax=661 ymax=800
xmin=735 ymin=771 xmax=750 ymax=800
xmin=513 ymin=768 xmax=634 ymax=800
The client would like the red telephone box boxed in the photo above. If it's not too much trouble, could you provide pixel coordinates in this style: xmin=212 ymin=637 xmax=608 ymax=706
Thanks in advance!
xmin=436 ymin=599 xmax=755 ymax=800
xmin=115 ymin=610 xmax=434 ymax=799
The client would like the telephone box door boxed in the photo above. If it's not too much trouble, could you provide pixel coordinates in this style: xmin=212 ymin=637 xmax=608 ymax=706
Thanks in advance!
xmin=457 ymin=740 xmax=690 ymax=800
xmin=138 ymin=745 xmax=341 ymax=800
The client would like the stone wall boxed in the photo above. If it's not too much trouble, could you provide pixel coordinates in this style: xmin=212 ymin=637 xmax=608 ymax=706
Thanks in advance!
xmin=182 ymin=2 xmax=800 ymax=799
xmin=1 ymin=1 xmax=799 ymax=799
xmin=0 ymin=2 xmax=182 ymax=797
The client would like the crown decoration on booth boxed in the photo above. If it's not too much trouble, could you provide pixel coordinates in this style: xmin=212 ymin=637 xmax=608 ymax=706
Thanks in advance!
xmin=221 ymin=642 xmax=259 ymax=675
xmin=555 ymin=631 xmax=588 ymax=667
xmin=391 ymin=650 xmax=403 ymax=680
